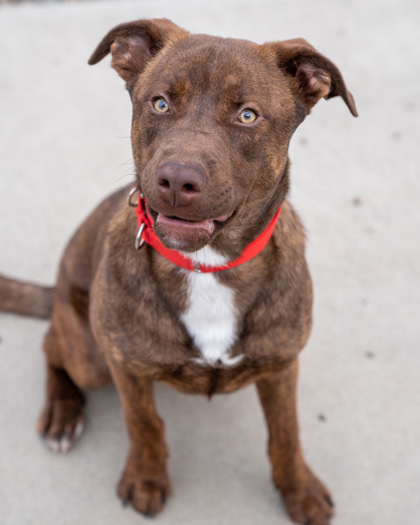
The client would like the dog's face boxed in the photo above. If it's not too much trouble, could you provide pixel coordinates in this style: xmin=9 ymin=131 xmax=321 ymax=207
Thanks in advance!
xmin=90 ymin=19 xmax=357 ymax=252
xmin=131 ymin=36 xmax=299 ymax=252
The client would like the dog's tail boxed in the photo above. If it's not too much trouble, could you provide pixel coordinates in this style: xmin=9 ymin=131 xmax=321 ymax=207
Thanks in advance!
xmin=0 ymin=274 xmax=54 ymax=319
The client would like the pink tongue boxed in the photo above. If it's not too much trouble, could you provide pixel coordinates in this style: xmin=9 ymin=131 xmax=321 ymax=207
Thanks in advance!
xmin=156 ymin=214 xmax=215 ymax=235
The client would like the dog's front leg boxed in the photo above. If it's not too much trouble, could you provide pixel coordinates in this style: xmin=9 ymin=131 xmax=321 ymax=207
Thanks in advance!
xmin=256 ymin=359 xmax=334 ymax=525
xmin=109 ymin=360 xmax=170 ymax=517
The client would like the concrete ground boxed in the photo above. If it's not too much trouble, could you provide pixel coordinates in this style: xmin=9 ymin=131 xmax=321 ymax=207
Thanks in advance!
xmin=0 ymin=1 xmax=419 ymax=524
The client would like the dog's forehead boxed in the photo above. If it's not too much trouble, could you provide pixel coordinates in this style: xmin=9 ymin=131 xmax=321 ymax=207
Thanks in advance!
xmin=142 ymin=35 xmax=282 ymax=100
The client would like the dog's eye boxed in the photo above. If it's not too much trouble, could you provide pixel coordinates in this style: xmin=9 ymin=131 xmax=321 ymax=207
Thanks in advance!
xmin=238 ymin=109 xmax=257 ymax=124
xmin=153 ymin=98 xmax=169 ymax=113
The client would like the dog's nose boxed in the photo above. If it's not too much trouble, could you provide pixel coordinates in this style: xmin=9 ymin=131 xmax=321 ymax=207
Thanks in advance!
xmin=156 ymin=162 xmax=206 ymax=207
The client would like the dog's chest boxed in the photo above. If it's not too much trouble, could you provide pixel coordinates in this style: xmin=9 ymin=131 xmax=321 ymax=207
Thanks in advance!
xmin=180 ymin=249 xmax=241 ymax=366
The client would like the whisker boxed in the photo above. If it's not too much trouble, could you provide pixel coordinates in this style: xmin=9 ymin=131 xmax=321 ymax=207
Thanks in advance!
xmin=116 ymin=172 xmax=137 ymax=183
xmin=117 ymin=158 xmax=136 ymax=169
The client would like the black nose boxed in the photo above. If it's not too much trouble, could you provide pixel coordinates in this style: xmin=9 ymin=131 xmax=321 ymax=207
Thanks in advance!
xmin=156 ymin=162 xmax=206 ymax=208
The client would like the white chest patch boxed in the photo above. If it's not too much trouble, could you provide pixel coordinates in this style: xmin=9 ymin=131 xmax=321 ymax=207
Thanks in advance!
xmin=180 ymin=247 xmax=242 ymax=366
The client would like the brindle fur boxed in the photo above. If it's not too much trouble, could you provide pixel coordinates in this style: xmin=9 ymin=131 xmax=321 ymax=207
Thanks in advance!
xmin=0 ymin=18 xmax=357 ymax=524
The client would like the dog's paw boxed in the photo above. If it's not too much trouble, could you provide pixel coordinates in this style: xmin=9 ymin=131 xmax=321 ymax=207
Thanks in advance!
xmin=37 ymin=396 xmax=85 ymax=454
xmin=277 ymin=467 xmax=334 ymax=525
xmin=117 ymin=462 xmax=170 ymax=517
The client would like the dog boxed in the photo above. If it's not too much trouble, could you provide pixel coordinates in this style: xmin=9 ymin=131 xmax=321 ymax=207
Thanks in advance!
xmin=0 ymin=18 xmax=357 ymax=524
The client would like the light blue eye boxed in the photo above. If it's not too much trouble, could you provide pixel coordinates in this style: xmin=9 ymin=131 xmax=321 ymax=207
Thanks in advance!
xmin=239 ymin=109 xmax=257 ymax=123
xmin=153 ymin=97 xmax=169 ymax=113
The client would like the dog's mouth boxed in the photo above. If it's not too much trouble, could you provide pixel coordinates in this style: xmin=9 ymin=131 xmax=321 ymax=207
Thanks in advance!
xmin=152 ymin=211 xmax=232 ymax=251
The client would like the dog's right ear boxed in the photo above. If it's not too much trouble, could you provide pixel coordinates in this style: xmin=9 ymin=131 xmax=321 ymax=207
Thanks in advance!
xmin=88 ymin=19 xmax=187 ymax=87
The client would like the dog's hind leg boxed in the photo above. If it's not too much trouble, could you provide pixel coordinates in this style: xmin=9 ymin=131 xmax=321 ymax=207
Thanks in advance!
xmin=256 ymin=359 xmax=334 ymax=525
xmin=37 ymin=357 xmax=85 ymax=454
xmin=37 ymin=295 xmax=111 ymax=453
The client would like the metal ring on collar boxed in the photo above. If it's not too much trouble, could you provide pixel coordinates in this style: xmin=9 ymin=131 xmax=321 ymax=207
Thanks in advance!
xmin=127 ymin=186 xmax=142 ymax=207
xmin=135 ymin=223 xmax=146 ymax=250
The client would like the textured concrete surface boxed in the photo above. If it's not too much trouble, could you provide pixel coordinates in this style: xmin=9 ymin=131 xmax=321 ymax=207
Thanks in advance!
xmin=0 ymin=1 xmax=419 ymax=524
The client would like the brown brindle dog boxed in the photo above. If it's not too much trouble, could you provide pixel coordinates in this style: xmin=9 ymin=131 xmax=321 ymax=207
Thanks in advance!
xmin=0 ymin=19 xmax=357 ymax=524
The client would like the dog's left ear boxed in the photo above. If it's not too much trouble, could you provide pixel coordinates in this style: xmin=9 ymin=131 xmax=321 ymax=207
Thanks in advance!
xmin=88 ymin=18 xmax=188 ymax=87
xmin=265 ymin=39 xmax=358 ymax=117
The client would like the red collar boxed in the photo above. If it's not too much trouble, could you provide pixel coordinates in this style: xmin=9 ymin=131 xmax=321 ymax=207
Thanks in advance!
xmin=134 ymin=194 xmax=281 ymax=273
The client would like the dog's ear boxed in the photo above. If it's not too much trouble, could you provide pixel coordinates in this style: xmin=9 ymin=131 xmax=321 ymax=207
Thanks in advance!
xmin=88 ymin=18 xmax=188 ymax=86
xmin=265 ymin=39 xmax=358 ymax=117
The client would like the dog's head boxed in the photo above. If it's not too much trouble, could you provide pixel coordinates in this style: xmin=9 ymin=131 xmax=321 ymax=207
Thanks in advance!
xmin=89 ymin=19 xmax=357 ymax=253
